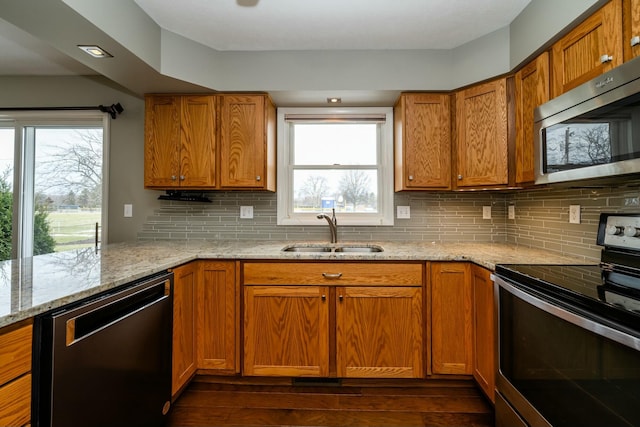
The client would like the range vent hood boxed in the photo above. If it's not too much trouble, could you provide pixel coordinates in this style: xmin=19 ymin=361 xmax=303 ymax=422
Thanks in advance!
xmin=157 ymin=190 xmax=211 ymax=203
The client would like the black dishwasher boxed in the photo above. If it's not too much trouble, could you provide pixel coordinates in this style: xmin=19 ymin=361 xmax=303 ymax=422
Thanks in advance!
xmin=33 ymin=271 xmax=173 ymax=427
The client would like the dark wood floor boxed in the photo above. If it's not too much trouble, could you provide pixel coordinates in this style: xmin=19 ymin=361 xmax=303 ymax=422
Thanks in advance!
xmin=167 ymin=376 xmax=494 ymax=427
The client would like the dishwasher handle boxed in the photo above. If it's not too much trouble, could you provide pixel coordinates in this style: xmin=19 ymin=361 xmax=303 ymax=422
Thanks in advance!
xmin=65 ymin=277 xmax=171 ymax=346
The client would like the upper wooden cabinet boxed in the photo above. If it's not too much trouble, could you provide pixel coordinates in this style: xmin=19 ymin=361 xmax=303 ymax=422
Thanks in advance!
xmin=455 ymin=78 xmax=508 ymax=188
xmin=220 ymin=94 xmax=276 ymax=191
xmin=145 ymin=95 xmax=217 ymax=189
xmin=144 ymin=93 xmax=276 ymax=191
xmin=514 ymin=52 xmax=550 ymax=185
xmin=394 ymin=93 xmax=451 ymax=190
xmin=429 ymin=262 xmax=473 ymax=375
xmin=551 ymin=0 xmax=623 ymax=97
xmin=623 ymin=0 xmax=640 ymax=60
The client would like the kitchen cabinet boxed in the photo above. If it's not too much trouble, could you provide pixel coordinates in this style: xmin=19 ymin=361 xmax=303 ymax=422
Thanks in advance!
xmin=623 ymin=0 xmax=640 ymax=60
xmin=242 ymin=262 xmax=424 ymax=378
xmin=472 ymin=265 xmax=496 ymax=402
xmin=171 ymin=262 xmax=198 ymax=396
xmin=394 ymin=93 xmax=451 ymax=190
xmin=551 ymin=0 xmax=622 ymax=97
xmin=196 ymin=260 xmax=238 ymax=374
xmin=454 ymin=78 xmax=508 ymax=188
xmin=0 ymin=320 xmax=32 ymax=427
xmin=514 ymin=52 xmax=550 ymax=185
xmin=145 ymin=95 xmax=217 ymax=189
xmin=429 ymin=262 xmax=473 ymax=375
xmin=219 ymin=94 xmax=276 ymax=190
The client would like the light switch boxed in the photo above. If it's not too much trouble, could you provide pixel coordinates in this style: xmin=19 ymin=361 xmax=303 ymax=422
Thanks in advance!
xmin=124 ymin=204 xmax=133 ymax=218
xmin=397 ymin=206 xmax=410 ymax=219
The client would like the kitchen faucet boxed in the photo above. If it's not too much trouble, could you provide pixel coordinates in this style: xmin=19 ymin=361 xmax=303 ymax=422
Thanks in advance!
xmin=317 ymin=208 xmax=338 ymax=243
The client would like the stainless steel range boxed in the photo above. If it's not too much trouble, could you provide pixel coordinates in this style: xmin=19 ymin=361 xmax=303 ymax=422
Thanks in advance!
xmin=494 ymin=213 xmax=640 ymax=427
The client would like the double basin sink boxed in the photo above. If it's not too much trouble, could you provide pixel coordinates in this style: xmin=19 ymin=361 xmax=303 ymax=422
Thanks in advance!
xmin=282 ymin=243 xmax=384 ymax=253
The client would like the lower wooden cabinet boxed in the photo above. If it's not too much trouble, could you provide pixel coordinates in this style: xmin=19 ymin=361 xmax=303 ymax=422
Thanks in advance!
xmin=472 ymin=265 xmax=496 ymax=402
xmin=171 ymin=262 xmax=198 ymax=396
xmin=0 ymin=320 xmax=32 ymax=427
xmin=242 ymin=262 xmax=424 ymax=379
xmin=429 ymin=262 xmax=473 ymax=375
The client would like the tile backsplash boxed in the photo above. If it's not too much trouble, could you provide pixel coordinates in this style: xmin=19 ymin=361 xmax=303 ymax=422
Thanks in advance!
xmin=138 ymin=182 xmax=640 ymax=262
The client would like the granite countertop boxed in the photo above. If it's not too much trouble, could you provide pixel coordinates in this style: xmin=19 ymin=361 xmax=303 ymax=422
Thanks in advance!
xmin=0 ymin=239 xmax=595 ymax=328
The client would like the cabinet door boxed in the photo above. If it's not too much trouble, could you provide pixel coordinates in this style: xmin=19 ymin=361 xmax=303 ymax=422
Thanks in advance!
xmin=624 ymin=0 xmax=640 ymax=60
xmin=172 ymin=262 xmax=198 ymax=396
xmin=220 ymin=95 xmax=271 ymax=189
xmin=197 ymin=261 xmax=237 ymax=374
xmin=180 ymin=95 xmax=217 ymax=188
xmin=514 ymin=52 xmax=550 ymax=185
xmin=243 ymin=286 xmax=330 ymax=377
xmin=472 ymin=265 xmax=495 ymax=402
xmin=336 ymin=286 xmax=423 ymax=378
xmin=455 ymin=79 xmax=508 ymax=188
xmin=144 ymin=95 xmax=181 ymax=188
xmin=430 ymin=262 xmax=473 ymax=375
xmin=394 ymin=93 xmax=451 ymax=190
xmin=552 ymin=0 xmax=622 ymax=96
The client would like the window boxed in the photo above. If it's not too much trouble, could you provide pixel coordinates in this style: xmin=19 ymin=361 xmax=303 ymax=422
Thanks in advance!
xmin=0 ymin=112 xmax=108 ymax=260
xmin=277 ymin=107 xmax=394 ymax=226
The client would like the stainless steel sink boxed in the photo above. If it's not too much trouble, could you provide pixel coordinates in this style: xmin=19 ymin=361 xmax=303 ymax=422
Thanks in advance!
xmin=281 ymin=244 xmax=383 ymax=253
xmin=334 ymin=246 xmax=383 ymax=253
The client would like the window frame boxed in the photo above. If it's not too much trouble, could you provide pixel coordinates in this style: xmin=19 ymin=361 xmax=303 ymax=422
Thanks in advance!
xmin=0 ymin=111 xmax=109 ymax=258
xmin=277 ymin=107 xmax=394 ymax=226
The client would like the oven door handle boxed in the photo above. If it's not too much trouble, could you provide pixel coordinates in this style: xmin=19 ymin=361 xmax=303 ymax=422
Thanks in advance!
xmin=496 ymin=277 xmax=640 ymax=352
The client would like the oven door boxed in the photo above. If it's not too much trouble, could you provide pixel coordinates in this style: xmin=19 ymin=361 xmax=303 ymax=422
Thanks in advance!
xmin=495 ymin=276 xmax=640 ymax=427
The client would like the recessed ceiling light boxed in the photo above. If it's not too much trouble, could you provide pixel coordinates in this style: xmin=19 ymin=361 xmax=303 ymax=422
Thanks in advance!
xmin=77 ymin=45 xmax=113 ymax=58
xmin=327 ymin=97 xmax=342 ymax=104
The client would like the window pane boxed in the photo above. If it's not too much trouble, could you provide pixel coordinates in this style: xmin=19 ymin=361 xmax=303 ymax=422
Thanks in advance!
xmin=293 ymin=169 xmax=378 ymax=213
xmin=0 ymin=128 xmax=14 ymax=261
xmin=33 ymin=128 xmax=102 ymax=253
xmin=293 ymin=123 xmax=377 ymax=165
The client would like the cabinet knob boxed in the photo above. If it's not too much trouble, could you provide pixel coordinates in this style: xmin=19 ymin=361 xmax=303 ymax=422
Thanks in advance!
xmin=600 ymin=54 xmax=613 ymax=63
xmin=408 ymin=175 xmax=414 ymax=181
xmin=171 ymin=175 xmax=177 ymax=181
xmin=632 ymin=36 xmax=640 ymax=47
xmin=339 ymin=295 xmax=344 ymax=302
xmin=458 ymin=174 xmax=463 ymax=180
xmin=256 ymin=175 xmax=261 ymax=181
xmin=180 ymin=175 xmax=185 ymax=181
xmin=321 ymin=294 xmax=326 ymax=301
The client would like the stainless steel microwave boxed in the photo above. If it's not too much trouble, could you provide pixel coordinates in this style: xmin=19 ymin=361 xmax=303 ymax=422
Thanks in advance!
xmin=534 ymin=55 xmax=640 ymax=185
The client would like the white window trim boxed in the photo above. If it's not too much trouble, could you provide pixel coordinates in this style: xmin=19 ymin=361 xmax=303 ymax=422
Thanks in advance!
xmin=1 ymin=111 xmax=109 ymax=258
xmin=277 ymin=107 xmax=394 ymax=226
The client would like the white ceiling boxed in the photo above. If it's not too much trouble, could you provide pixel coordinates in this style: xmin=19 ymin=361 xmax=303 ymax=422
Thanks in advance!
xmin=134 ymin=0 xmax=532 ymax=51
xmin=0 ymin=0 xmax=531 ymax=78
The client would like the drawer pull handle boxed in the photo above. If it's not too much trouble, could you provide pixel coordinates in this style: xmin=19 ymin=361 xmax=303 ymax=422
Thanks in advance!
xmin=322 ymin=272 xmax=342 ymax=279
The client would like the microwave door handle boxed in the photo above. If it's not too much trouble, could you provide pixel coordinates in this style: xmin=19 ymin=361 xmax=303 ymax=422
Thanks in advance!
xmin=496 ymin=277 xmax=640 ymax=352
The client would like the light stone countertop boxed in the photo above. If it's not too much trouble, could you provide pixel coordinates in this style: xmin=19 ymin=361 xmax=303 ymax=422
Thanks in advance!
xmin=0 ymin=239 xmax=596 ymax=328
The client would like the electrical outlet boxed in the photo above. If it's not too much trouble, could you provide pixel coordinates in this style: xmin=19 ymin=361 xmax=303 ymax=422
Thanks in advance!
xmin=482 ymin=206 xmax=492 ymax=220
xmin=240 ymin=206 xmax=254 ymax=219
xmin=397 ymin=206 xmax=410 ymax=219
xmin=508 ymin=205 xmax=515 ymax=220
xmin=569 ymin=205 xmax=580 ymax=224
xmin=124 ymin=204 xmax=133 ymax=218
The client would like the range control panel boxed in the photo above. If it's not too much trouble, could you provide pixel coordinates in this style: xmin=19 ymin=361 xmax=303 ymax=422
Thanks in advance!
xmin=598 ymin=214 xmax=640 ymax=250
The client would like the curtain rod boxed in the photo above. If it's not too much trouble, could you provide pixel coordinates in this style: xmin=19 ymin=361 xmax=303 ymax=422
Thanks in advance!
xmin=0 ymin=103 xmax=124 ymax=119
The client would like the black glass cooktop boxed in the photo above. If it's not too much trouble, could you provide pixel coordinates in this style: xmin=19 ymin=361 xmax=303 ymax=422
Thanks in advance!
xmin=495 ymin=264 xmax=640 ymax=337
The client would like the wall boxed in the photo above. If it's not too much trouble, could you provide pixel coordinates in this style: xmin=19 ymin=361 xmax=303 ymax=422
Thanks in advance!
xmin=0 ymin=75 xmax=151 ymax=243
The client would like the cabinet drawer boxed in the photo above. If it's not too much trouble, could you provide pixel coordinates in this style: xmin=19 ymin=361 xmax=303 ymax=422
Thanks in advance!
xmin=243 ymin=262 xmax=423 ymax=286
xmin=0 ymin=373 xmax=31 ymax=427
xmin=0 ymin=322 xmax=32 ymax=387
